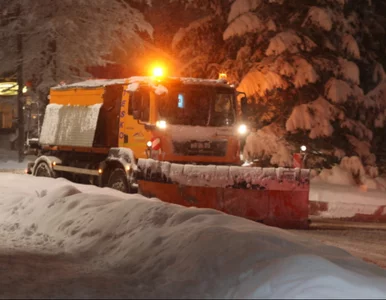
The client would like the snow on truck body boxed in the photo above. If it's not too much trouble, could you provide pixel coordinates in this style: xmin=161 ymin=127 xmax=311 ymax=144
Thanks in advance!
xmin=29 ymin=76 xmax=310 ymax=229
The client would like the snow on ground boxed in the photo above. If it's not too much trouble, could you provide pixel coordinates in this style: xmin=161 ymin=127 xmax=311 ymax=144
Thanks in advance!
xmin=310 ymin=181 xmax=386 ymax=219
xmin=309 ymin=161 xmax=386 ymax=219
xmin=0 ymin=173 xmax=386 ymax=298
xmin=292 ymin=225 xmax=386 ymax=269
xmin=0 ymin=149 xmax=35 ymax=173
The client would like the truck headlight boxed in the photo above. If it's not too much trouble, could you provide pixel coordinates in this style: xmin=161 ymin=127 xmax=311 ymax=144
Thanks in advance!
xmin=300 ymin=145 xmax=307 ymax=152
xmin=156 ymin=120 xmax=167 ymax=129
xmin=237 ymin=124 xmax=248 ymax=135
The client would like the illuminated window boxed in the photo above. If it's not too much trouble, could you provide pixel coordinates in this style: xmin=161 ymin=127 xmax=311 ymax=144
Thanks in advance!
xmin=178 ymin=93 xmax=184 ymax=108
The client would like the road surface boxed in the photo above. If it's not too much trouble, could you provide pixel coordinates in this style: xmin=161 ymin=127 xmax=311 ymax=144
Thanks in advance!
xmin=292 ymin=219 xmax=386 ymax=269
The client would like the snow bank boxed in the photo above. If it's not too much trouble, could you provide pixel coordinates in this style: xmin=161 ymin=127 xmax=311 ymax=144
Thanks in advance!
xmin=310 ymin=181 xmax=386 ymax=219
xmin=1 ymin=173 xmax=386 ymax=298
xmin=311 ymin=156 xmax=386 ymax=191
xmin=313 ymin=165 xmax=357 ymax=186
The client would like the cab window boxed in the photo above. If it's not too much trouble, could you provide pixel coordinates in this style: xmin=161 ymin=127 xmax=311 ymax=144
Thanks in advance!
xmin=129 ymin=90 xmax=150 ymax=122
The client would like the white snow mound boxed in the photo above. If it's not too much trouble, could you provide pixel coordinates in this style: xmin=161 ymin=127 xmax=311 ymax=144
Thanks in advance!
xmin=0 ymin=174 xmax=386 ymax=298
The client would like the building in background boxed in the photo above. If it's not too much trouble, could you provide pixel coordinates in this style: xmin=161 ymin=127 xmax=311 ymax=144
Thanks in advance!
xmin=0 ymin=81 xmax=30 ymax=150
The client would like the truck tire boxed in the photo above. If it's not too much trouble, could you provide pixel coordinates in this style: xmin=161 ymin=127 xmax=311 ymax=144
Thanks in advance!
xmin=107 ymin=168 xmax=130 ymax=193
xmin=34 ymin=162 xmax=54 ymax=178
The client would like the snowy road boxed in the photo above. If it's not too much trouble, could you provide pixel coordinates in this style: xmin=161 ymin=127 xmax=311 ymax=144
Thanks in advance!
xmin=292 ymin=220 xmax=386 ymax=269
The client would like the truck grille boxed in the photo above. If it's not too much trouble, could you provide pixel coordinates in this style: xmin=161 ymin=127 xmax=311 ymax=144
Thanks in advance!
xmin=172 ymin=140 xmax=227 ymax=157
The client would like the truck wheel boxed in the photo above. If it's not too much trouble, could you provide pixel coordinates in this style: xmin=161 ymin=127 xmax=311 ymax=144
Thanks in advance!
xmin=107 ymin=168 xmax=130 ymax=193
xmin=34 ymin=162 xmax=54 ymax=178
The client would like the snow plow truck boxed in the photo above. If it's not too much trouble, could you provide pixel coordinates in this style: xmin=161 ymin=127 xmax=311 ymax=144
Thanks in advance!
xmin=27 ymin=72 xmax=310 ymax=229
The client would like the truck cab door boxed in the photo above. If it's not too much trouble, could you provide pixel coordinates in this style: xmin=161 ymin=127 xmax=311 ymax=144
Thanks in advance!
xmin=118 ymin=88 xmax=152 ymax=159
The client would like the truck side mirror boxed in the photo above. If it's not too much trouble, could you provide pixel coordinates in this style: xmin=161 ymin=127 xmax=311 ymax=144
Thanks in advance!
xmin=240 ymin=97 xmax=248 ymax=115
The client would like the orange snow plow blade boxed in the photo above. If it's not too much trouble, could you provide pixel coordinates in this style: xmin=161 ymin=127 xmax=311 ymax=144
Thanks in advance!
xmin=137 ymin=159 xmax=310 ymax=229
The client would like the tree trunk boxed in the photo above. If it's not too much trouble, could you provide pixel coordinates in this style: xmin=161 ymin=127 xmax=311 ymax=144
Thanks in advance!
xmin=16 ymin=5 xmax=25 ymax=163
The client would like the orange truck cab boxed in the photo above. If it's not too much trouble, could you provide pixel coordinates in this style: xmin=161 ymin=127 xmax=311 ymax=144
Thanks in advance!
xmin=122 ymin=76 xmax=243 ymax=165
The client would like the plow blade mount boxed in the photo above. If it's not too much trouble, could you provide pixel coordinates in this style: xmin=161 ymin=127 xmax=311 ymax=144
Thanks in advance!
xmin=137 ymin=159 xmax=310 ymax=229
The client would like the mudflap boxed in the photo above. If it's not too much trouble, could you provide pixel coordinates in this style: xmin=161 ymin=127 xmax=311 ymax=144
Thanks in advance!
xmin=137 ymin=159 xmax=310 ymax=229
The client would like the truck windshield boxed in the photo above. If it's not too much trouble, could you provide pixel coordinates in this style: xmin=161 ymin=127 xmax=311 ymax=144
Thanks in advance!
xmin=157 ymin=86 xmax=235 ymax=126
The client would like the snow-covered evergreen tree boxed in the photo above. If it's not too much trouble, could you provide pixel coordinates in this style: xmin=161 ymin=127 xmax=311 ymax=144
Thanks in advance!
xmin=171 ymin=0 xmax=232 ymax=78
xmin=0 ymin=0 xmax=152 ymax=140
xmin=174 ymin=0 xmax=386 ymax=172
xmin=0 ymin=0 xmax=152 ymax=95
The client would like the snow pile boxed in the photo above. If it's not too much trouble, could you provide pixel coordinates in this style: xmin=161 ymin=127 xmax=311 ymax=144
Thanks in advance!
xmin=346 ymin=135 xmax=376 ymax=165
xmin=310 ymin=181 xmax=386 ymax=219
xmin=312 ymin=156 xmax=386 ymax=191
xmin=313 ymin=165 xmax=357 ymax=186
xmin=1 ymin=173 xmax=386 ymax=298
xmin=340 ymin=156 xmax=366 ymax=177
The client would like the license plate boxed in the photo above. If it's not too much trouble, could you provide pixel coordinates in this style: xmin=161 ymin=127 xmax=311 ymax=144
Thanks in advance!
xmin=190 ymin=141 xmax=211 ymax=149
